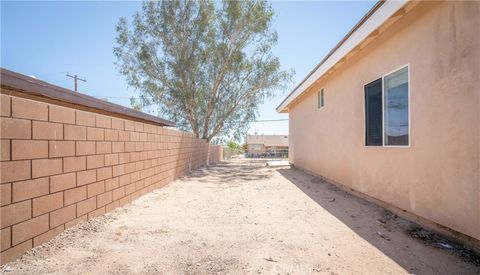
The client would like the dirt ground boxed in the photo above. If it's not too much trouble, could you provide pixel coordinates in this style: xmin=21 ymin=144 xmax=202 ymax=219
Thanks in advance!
xmin=1 ymin=158 xmax=479 ymax=274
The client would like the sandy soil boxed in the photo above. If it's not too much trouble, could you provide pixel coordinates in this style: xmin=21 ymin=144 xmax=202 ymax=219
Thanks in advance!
xmin=1 ymin=158 xmax=479 ymax=274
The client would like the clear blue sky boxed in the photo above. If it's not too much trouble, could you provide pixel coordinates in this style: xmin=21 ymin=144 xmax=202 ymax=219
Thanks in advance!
xmin=1 ymin=0 xmax=375 ymax=137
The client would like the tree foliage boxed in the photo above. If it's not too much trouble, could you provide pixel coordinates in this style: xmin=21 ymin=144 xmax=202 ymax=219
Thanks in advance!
xmin=226 ymin=140 xmax=240 ymax=150
xmin=114 ymin=0 xmax=291 ymax=142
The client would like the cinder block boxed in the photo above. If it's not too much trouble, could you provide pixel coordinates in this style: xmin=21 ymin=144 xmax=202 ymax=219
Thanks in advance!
xmin=32 ymin=121 xmax=63 ymax=140
xmin=0 ymin=117 xmax=31 ymax=139
xmin=50 ymin=172 xmax=76 ymax=193
xmin=118 ymin=153 xmax=130 ymax=164
xmin=105 ymin=177 xmax=119 ymax=191
xmin=0 ymin=94 xmax=11 ymax=117
xmin=49 ymin=205 xmax=76 ymax=228
xmin=119 ymin=174 xmax=130 ymax=186
xmin=64 ymin=124 xmax=86 ymax=140
xmin=125 ymin=142 xmax=135 ymax=152
xmin=97 ymin=167 xmax=112 ymax=181
xmin=139 ymin=133 xmax=147 ymax=142
xmin=130 ymin=132 xmax=139 ymax=142
xmin=1 ymin=226 xmax=11 ymax=251
xmin=75 ymin=110 xmax=95 ymax=126
xmin=1 ymin=183 xmax=12 ymax=206
xmin=118 ymin=131 xmax=130 ymax=141
xmin=32 ymin=158 xmax=62 ymax=178
xmin=49 ymin=141 xmax=75 ymax=158
xmin=134 ymin=122 xmax=144 ymax=132
xmin=111 ymin=142 xmax=124 ymax=153
xmin=131 ymin=190 xmax=141 ymax=201
xmin=126 ymin=163 xmax=136 ymax=174
xmin=87 ymin=206 xmax=105 ymax=220
xmin=112 ymin=187 xmax=125 ymax=201
xmin=11 ymin=140 xmax=48 ymax=160
xmin=76 ymin=141 xmax=96 ymax=156
xmin=119 ymin=195 xmax=131 ymax=206
xmin=96 ymin=191 xmax=112 ymax=207
xmin=49 ymin=105 xmax=75 ymax=124
xmin=1 ymin=160 xmax=31 ymax=183
xmin=0 ymin=200 xmax=31 ymax=228
xmin=96 ymin=141 xmax=112 ymax=154
xmin=104 ymin=129 xmax=118 ymax=141
xmin=105 ymin=200 xmax=120 ymax=212
xmin=111 ymin=118 xmax=124 ymax=130
xmin=76 ymin=169 xmax=96 ymax=186
xmin=0 ymin=240 xmax=32 ymax=265
xmin=32 ymin=192 xmax=63 ymax=217
xmin=87 ymin=181 xmax=105 ymax=198
xmin=76 ymin=197 xmax=96 ymax=217
xmin=12 ymin=177 xmax=49 ymax=202
xmin=87 ymin=155 xmax=104 ymax=169
xmin=104 ymin=153 xmax=119 ymax=166
xmin=1 ymin=140 xmax=10 ymax=161
xmin=125 ymin=182 xmax=135 ymax=195
xmin=33 ymin=225 xmax=64 ymax=247
xmin=11 ymin=214 xmax=49 ymax=245
xmin=95 ymin=115 xmax=111 ymax=129
xmin=112 ymin=164 xmax=126 ymax=177
xmin=87 ymin=127 xmax=104 ymax=141
xmin=124 ymin=120 xmax=134 ymax=131
xmin=11 ymin=97 xmax=48 ymax=120
xmin=64 ymin=186 xmax=87 ymax=206
xmin=63 ymin=156 xmax=86 ymax=173
xmin=65 ymin=215 xmax=86 ymax=229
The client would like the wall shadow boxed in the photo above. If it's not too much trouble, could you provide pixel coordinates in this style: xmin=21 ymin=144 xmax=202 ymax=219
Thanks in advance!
xmin=277 ymin=167 xmax=480 ymax=274
xmin=183 ymin=159 xmax=275 ymax=184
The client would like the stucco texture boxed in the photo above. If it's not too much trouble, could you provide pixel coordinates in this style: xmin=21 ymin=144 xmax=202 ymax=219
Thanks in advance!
xmin=288 ymin=1 xmax=480 ymax=240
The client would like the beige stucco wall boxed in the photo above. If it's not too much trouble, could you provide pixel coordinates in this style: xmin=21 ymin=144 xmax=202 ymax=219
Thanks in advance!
xmin=288 ymin=1 xmax=479 ymax=240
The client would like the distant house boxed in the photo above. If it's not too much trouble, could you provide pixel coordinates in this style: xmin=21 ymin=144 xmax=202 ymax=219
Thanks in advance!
xmin=246 ymin=135 xmax=288 ymax=157
xmin=277 ymin=1 xmax=479 ymax=244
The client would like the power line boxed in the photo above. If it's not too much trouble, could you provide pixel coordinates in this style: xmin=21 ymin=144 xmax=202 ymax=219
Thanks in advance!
xmin=96 ymin=96 xmax=134 ymax=99
xmin=252 ymin=119 xmax=289 ymax=122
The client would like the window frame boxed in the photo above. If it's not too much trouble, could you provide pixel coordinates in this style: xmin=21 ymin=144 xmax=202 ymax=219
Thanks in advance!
xmin=363 ymin=64 xmax=410 ymax=148
xmin=318 ymin=88 xmax=325 ymax=109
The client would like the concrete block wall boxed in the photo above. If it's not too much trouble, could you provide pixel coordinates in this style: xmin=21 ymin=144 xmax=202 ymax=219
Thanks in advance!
xmin=0 ymin=92 xmax=209 ymax=263
xmin=208 ymin=145 xmax=224 ymax=165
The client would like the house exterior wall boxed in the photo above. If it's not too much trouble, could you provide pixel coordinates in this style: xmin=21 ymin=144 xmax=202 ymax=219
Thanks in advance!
xmin=288 ymin=1 xmax=479 ymax=241
xmin=247 ymin=144 xmax=265 ymax=153
xmin=0 ymin=90 xmax=212 ymax=263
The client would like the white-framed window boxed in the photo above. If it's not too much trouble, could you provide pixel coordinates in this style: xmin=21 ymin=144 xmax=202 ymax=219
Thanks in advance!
xmin=364 ymin=65 xmax=409 ymax=147
xmin=318 ymin=88 xmax=325 ymax=109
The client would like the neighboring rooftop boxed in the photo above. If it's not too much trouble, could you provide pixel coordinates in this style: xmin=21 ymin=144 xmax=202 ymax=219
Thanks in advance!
xmin=0 ymin=68 xmax=176 ymax=127
xmin=246 ymin=135 xmax=289 ymax=147
xmin=276 ymin=0 xmax=410 ymax=113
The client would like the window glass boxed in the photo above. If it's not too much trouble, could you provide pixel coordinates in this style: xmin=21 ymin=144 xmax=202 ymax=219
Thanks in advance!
xmin=320 ymin=89 xmax=325 ymax=107
xmin=318 ymin=89 xmax=325 ymax=108
xmin=384 ymin=67 xmax=409 ymax=146
xmin=365 ymin=79 xmax=383 ymax=146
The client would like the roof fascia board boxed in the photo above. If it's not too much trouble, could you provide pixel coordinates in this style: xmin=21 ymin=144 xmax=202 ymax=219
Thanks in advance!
xmin=276 ymin=0 xmax=408 ymax=113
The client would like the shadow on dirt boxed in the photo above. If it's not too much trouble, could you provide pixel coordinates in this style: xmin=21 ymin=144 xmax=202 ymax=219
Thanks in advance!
xmin=184 ymin=161 xmax=275 ymax=184
xmin=278 ymin=167 xmax=480 ymax=274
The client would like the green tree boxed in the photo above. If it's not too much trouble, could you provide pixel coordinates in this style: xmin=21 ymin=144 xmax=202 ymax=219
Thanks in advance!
xmin=130 ymin=97 xmax=142 ymax=112
xmin=227 ymin=140 xmax=240 ymax=150
xmin=114 ymin=0 xmax=291 ymax=142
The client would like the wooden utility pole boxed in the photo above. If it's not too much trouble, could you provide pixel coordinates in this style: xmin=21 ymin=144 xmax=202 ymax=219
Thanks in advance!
xmin=66 ymin=73 xmax=86 ymax=92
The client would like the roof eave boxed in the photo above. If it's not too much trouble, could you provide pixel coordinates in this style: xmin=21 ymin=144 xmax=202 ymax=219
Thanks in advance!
xmin=276 ymin=0 xmax=408 ymax=113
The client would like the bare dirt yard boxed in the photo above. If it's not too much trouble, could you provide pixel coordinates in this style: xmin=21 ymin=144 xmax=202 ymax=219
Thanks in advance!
xmin=1 ymin=158 xmax=479 ymax=274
